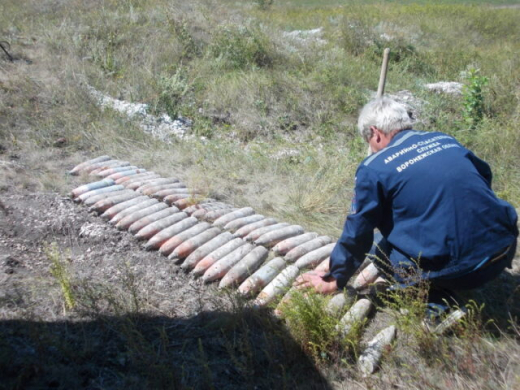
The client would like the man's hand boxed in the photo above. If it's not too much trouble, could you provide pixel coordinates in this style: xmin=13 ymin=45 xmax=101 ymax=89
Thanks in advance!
xmin=293 ymin=271 xmax=338 ymax=295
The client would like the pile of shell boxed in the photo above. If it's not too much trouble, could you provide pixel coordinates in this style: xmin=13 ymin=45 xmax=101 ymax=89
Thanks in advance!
xmin=70 ymin=155 xmax=396 ymax=375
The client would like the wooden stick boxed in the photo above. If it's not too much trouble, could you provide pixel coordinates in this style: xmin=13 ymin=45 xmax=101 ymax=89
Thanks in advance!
xmin=377 ymin=48 xmax=390 ymax=98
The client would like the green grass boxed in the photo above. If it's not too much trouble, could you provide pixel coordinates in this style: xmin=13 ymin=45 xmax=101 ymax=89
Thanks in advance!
xmin=1 ymin=0 xmax=519 ymax=388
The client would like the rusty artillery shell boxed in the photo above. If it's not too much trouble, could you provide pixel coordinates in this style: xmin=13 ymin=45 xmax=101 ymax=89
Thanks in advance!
xmin=115 ymin=172 xmax=158 ymax=185
xmin=284 ymin=236 xmax=333 ymax=263
xmin=159 ymin=222 xmax=211 ymax=256
xmin=153 ymin=187 xmax=193 ymax=200
xmin=128 ymin=207 xmax=180 ymax=234
xmin=76 ymin=184 xmax=126 ymax=203
xmin=294 ymin=243 xmax=336 ymax=270
xmin=69 ymin=155 xmax=111 ymax=175
xmin=71 ymin=178 xmax=115 ymax=198
xmin=233 ymin=218 xmax=278 ymax=238
xmin=180 ymin=232 xmax=234 ymax=271
xmin=108 ymin=198 xmax=158 ymax=224
xmin=314 ymin=257 xmax=330 ymax=273
xmin=116 ymin=203 xmax=169 ymax=230
xmin=238 ymin=257 xmax=287 ymax=297
xmin=135 ymin=212 xmax=188 ymax=241
xmin=144 ymin=216 xmax=198 ymax=250
xmin=351 ymin=263 xmax=380 ymax=291
xmin=254 ymin=225 xmax=305 ymax=248
xmin=135 ymin=178 xmax=181 ymax=193
xmin=186 ymin=202 xmax=232 ymax=217
xmin=83 ymin=189 xmax=135 ymax=207
xmin=337 ymin=298 xmax=373 ymax=337
xmin=202 ymin=243 xmax=255 ymax=283
xmin=244 ymin=222 xmax=290 ymax=242
xmin=203 ymin=208 xmax=237 ymax=222
xmin=141 ymin=183 xmax=187 ymax=196
xmin=101 ymin=196 xmax=154 ymax=221
xmin=163 ymin=193 xmax=191 ymax=204
xmin=213 ymin=207 xmax=255 ymax=228
xmin=95 ymin=165 xmax=139 ymax=178
xmin=174 ymin=197 xmax=214 ymax=210
xmin=106 ymin=168 xmax=147 ymax=180
xmin=90 ymin=192 xmax=141 ymax=213
xmin=87 ymin=160 xmax=130 ymax=175
xmin=127 ymin=177 xmax=171 ymax=190
xmin=358 ymin=325 xmax=397 ymax=376
xmin=219 ymin=246 xmax=269 ymax=289
xmin=272 ymin=232 xmax=319 ymax=256
xmin=223 ymin=214 xmax=265 ymax=232
xmin=192 ymin=238 xmax=246 ymax=277
xmin=167 ymin=227 xmax=222 ymax=262
xmin=254 ymin=265 xmax=300 ymax=307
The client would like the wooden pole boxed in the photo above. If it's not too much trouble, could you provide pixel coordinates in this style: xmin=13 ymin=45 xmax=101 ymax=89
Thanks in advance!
xmin=376 ymin=48 xmax=390 ymax=98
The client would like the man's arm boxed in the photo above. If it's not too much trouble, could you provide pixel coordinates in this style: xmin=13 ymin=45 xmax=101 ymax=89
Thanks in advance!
xmin=296 ymin=166 xmax=384 ymax=292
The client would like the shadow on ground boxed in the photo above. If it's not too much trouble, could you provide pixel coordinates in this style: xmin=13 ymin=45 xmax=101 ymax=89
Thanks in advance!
xmin=0 ymin=308 xmax=333 ymax=390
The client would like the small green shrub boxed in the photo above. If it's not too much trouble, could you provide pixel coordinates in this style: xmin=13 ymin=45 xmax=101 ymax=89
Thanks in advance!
xmin=46 ymin=242 xmax=75 ymax=310
xmin=155 ymin=68 xmax=190 ymax=119
xmin=210 ymin=24 xmax=273 ymax=70
xmin=462 ymin=67 xmax=488 ymax=129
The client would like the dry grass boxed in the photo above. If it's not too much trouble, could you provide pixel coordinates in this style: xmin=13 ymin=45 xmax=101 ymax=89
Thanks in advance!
xmin=0 ymin=0 xmax=519 ymax=389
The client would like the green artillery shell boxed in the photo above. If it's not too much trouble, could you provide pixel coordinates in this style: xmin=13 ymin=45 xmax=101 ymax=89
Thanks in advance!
xmin=101 ymin=196 xmax=154 ymax=221
xmin=167 ymin=227 xmax=222 ymax=262
xmin=351 ymin=263 xmax=380 ymax=290
xmin=233 ymin=218 xmax=278 ymax=238
xmin=135 ymin=212 xmax=188 ymax=241
xmin=326 ymin=292 xmax=355 ymax=316
xmin=358 ymin=325 xmax=397 ymax=377
xmin=254 ymin=225 xmax=304 ymax=248
xmin=219 ymin=246 xmax=269 ymax=289
xmin=87 ymin=160 xmax=130 ymax=175
xmin=115 ymin=203 xmax=169 ymax=230
xmin=71 ymin=178 xmax=115 ymax=198
xmin=106 ymin=168 xmax=147 ymax=180
xmin=90 ymin=192 xmax=141 ymax=213
xmin=272 ymin=232 xmax=319 ymax=256
xmin=294 ymin=243 xmax=336 ymax=269
xmin=202 ymin=243 xmax=255 ymax=283
xmin=192 ymin=238 xmax=246 ymax=277
xmin=108 ymin=198 xmax=159 ymax=224
xmin=253 ymin=265 xmax=300 ymax=307
xmin=223 ymin=214 xmax=265 ymax=232
xmin=128 ymin=207 xmax=180 ymax=234
xmin=158 ymin=222 xmax=211 ymax=256
xmin=141 ymin=183 xmax=187 ymax=196
xmin=337 ymin=298 xmax=373 ymax=337
xmin=115 ymin=172 xmax=158 ymax=185
xmin=203 ymin=208 xmax=237 ymax=222
xmin=83 ymin=189 xmax=135 ymax=207
xmin=76 ymin=185 xmax=125 ymax=203
xmin=135 ymin=178 xmax=181 ymax=193
xmin=69 ymin=155 xmax=111 ymax=175
xmin=213 ymin=207 xmax=255 ymax=228
xmin=238 ymin=257 xmax=287 ymax=297
xmin=284 ymin=236 xmax=333 ymax=263
xmin=180 ymin=232 xmax=234 ymax=271
xmin=95 ymin=165 xmax=139 ymax=178
xmin=145 ymin=217 xmax=198 ymax=250
xmin=244 ymin=222 xmax=290 ymax=242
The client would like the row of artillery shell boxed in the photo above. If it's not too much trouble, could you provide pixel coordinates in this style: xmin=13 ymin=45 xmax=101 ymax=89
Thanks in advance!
xmin=69 ymin=157 xmax=403 ymax=376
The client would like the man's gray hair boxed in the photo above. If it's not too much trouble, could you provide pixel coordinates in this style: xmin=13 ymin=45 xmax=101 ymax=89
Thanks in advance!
xmin=357 ymin=97 xmax=414 ymax=141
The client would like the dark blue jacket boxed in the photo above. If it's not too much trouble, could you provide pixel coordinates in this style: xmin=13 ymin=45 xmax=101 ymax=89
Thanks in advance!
xmin=330 ymin=130 xmax=518 ymax=289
